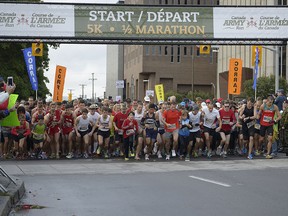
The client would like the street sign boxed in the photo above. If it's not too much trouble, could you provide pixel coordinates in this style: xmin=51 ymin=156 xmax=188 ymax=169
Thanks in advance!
xmin=116 ymin=80 xmax=124 ymax=88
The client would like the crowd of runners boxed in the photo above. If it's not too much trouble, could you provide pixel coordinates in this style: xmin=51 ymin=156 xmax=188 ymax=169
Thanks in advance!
xmin=0 ymin=89 xmax=288 ymax=161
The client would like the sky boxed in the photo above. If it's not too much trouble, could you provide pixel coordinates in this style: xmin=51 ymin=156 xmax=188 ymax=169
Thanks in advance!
xmin=44 ymin=0 xmax=119 ymax=101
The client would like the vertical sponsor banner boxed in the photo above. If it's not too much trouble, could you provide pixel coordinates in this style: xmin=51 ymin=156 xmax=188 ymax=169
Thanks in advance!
xmin=155 ymin=84 xmax=165 ymax=102
xmin=228 ymin=59 xmax=242 ymax=95
xmin=53 ymin=65 xmax=66 ymax=102
xmin=253 ymin=47 xmax=259 ymax=90
xmin=22 ymin=47 xmax=38 ymax=91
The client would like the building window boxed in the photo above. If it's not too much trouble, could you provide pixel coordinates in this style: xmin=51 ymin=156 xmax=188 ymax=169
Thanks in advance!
xmin=158 ymin=46 xmax=162 ymax=56
xmin=184 ymin=0 xmax=187 ymax=4
xmin=151 ymin=46 xmax=156 ymax=56
xmin=217 ymin=0 xmax=220 ymax=5
xmin=196 ymin=46 xmax=200 ymax=56
xmin=159 ymin=0 xmax=162 ymax=4
xmin=171 ymin=46 xmax=174 ymax=63
xmin=284 ymin=0 xmax=287 ymax=5
xmin=165 ymin=0 xmax=168 ymax=4
xmin=177 ymin=45 xmax=181 ymax=63
xmin=184 ymin=46 xmax=187 ymax=56
xmin=210 ymin=50 xmax=213 ymax=64
xmin=197 ymin=0 xmax=201 ymax=5
xmin=164 ymin=46 xmax=168 ymax=56
xmin=190 ymin=46 xmax=194 ymax=56
xmin=145 ymin=46 xmax=149 ymax=56
xmin=178 ymin=0 xmax=181 ymax=4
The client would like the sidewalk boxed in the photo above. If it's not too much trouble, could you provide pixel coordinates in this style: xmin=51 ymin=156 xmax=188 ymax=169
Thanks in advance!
xmin=0 ymin=173 xmax=25 ymax=216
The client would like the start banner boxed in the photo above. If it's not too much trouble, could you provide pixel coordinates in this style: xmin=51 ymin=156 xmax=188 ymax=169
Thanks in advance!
xmin=0 ymin=3 xmax=287 ymax=40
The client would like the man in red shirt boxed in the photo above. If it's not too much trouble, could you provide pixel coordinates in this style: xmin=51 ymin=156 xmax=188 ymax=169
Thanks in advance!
xmin=162 ymin=101 xmax=181 ymax=160
xmin=217 ymin=101 xmax=236 ymax=158
xmin=113 ymin=104 xmax=131 ymax=156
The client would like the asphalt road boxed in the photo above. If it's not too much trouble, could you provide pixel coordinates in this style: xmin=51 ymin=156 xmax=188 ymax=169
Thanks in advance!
xmin=3 ymin=158 xmax=288 ymax=216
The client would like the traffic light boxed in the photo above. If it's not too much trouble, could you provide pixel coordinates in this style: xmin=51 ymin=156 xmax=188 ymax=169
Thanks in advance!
xmin=32 ymin=42 xmax=43 ymax=56
xmin=200 ymin=45 xmax=211 ymax=55
xmin=252 ymin=45 xmax=262 ymax=67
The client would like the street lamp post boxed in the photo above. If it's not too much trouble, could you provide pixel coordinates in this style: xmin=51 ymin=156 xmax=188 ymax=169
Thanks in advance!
xmin=262 ymin=46 xmax=281 ymax=93
xmin=211 ymin=82 xmax=216 ymax=98
xmin=79 ymin=84 xmax=86 ymax=99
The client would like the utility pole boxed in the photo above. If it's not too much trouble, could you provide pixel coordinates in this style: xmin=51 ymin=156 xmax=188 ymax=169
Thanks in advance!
xmin=89 ymin=73 xmax=97 ymax=102
xmin=79 ymin=84 xmax=87 ymax=99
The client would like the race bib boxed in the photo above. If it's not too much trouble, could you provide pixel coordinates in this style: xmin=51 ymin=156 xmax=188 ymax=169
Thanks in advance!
xmin=255 ymin=123 xmax=260 ymax=130
xmin=247 ymin=120 xmax=255 ymax=129
xmin=126 ymin=129 xmax=135 ymax=136
xmin=168 ymin=124 xmax=176 ymax=129
xmin=222 ymin=119 xmax=230 ymax=125
xmin=263 ymin=116 xmax=272 ymax=123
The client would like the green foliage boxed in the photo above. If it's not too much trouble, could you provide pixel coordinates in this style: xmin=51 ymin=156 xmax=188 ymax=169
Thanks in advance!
xmin=0 ymin=43 xmax=56 ymax=101
xmin=187 ymin=90 xmax=213 ymax=101
xmin=165 ymin=90 xmax=214 ymax=102
xmin=243 ymin=75 xmax=288 ymax=98
xmin=165 ymin=90 xmax=184 ymax=103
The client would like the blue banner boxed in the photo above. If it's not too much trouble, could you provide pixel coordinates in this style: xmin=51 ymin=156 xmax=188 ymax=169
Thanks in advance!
xmin=252 ymin=47 xmax=259 ymax=90
xmin=22 ymin=47 xmax=38 ymax=91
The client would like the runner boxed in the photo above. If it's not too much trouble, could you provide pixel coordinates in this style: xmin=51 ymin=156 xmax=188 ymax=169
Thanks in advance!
xmin=257 ymin=96 xmax=281 ymax=159
xmin=61 ymin=103 xmax=75 ymax=159
xmin=141 ymin=103 xmax=158 ymax=160
xmin=122 ymin=111 xmax=138 ymax=161
xmin=94 ymin=106 xmax=111 ymax=158
xmin=187 ymin=105 xmax=202 ymax=161
xmin=44 ymin=102 xmax=61 ymax=159
xmin=217 ymin=100 xmax=236 ymax=158
xmin=162 ymin=101 xmax=181 ymax=160
xmin=74 ymin=108 xmax=93 ymax=159
xmin=201 ymin=103 xmax=222 ymax=158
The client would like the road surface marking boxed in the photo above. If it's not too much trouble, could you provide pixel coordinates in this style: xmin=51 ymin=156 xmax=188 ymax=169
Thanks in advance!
xmin=189 ymin=175 xmax=231 ymax=187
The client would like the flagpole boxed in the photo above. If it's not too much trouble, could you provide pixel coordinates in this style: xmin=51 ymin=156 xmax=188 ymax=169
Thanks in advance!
xmin=36 ymin=90 xmax=38 ymax=101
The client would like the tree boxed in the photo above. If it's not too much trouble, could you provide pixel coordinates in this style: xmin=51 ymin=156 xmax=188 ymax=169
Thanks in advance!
xmin=0 ymin=42 xmax=58 ymax=101
xmin=243 ymin=75 xmax=288 ymax=99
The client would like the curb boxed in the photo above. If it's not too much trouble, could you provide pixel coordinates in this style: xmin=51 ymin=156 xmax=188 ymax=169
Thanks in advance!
xmin=0 ymin=177 xmax=25 ymax=216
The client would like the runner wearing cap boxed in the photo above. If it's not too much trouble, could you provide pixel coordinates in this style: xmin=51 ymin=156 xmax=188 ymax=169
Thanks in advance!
xmin=162 ymin=101 xmax=182 ymax=160
xmin=141 ymin=103 xmax=158 ymax=160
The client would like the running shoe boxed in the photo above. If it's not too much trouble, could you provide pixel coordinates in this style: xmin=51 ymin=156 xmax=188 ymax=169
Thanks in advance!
xmin=66 ymin=152 xmax=74 ymax=159
xmin=221 ymin=151 xmax=227 ymax=158
xmin=207 ymin=150 xmax=212 ymax=158
xmin=185 ymin=155 xmax=190 ymax=161
xmin=193 ymin=151 xmax=198 ymax=158
xmin=157 ymin=151 xmax=162 ymax=159
xmin=216 ymin=146 xmax=222 ymax=156
xmin=166 ymin=154 xmax=170 ymax=160
xmin=145 ymin=154 xmax=150 ymax=161
xmin=124 ymin=157 xmax=129 ymax=161
xmin=266 ymin=154 xmax=273 ymax=159
xmin=247 ymin=153 xmax=253 ymax=160
xmin=83 ymin=153 xmax=89 ymax=159
xmin=171 ymin=150 xmax=176 ymax=157
xmin=254 ymin=150 xmax=261 ymax=156
xmin=96 ymin=147 xmax=101 ymax=155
